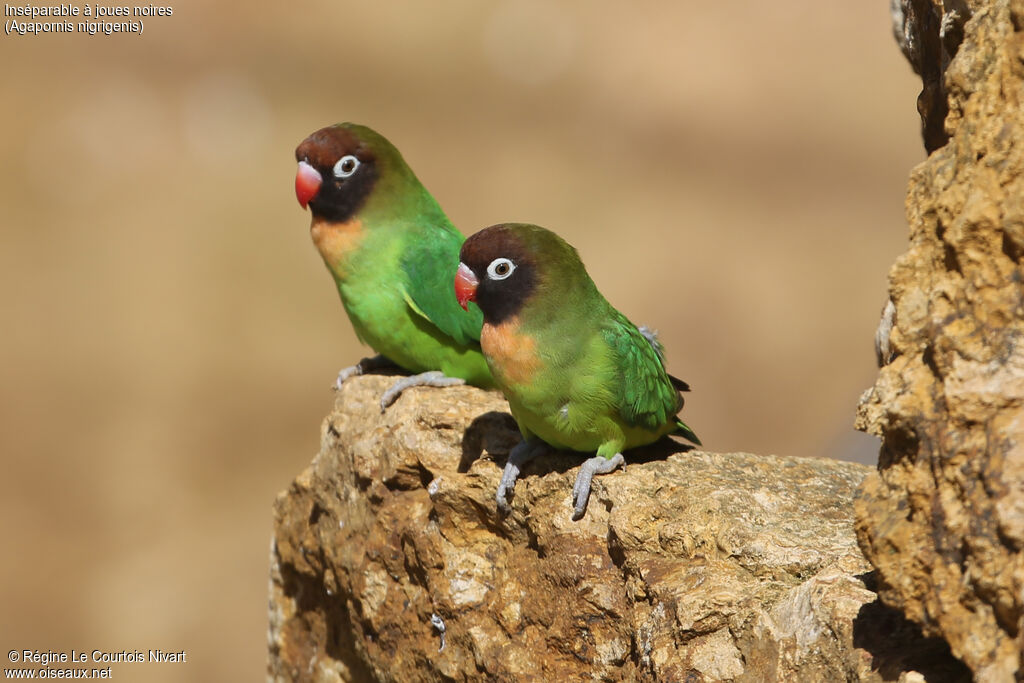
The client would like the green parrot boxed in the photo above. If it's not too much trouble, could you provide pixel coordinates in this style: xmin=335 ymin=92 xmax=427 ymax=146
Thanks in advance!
xmin=454 ymin=223 xmax=700 ymax=519
xmin=294 ymin=123 xmax=493 ymax=409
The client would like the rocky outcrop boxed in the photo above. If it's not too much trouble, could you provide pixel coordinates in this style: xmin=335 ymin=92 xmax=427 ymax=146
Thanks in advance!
xmin=857 ymin=0 xmax=1024 ymax=679
xmin=268 ymin=376 xmax=966 ymax=681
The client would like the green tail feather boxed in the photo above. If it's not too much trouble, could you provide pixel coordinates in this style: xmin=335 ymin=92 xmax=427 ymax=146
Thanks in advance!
xmin=675 ymin=419 xmax=702 ymax=446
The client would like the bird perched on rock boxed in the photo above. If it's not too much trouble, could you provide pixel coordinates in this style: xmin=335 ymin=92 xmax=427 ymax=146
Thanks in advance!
xmin=455 ymin=223 xmax=700 ymax=519
xmin=294 ymin=123 xmax=493 ymax=409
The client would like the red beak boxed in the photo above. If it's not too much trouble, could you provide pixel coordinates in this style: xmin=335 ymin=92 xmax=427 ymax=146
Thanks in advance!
xmin=295 ymin=161 xmax=322 ymax=209
xmin=454 ymin=262 xmax=479 ymax=311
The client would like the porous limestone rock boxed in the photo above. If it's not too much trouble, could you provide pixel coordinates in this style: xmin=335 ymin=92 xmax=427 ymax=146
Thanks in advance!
xmin=269 ymin=376 xmax=966 ymax=681
xmin=858 ymin=1 xmax=1024 ymax=679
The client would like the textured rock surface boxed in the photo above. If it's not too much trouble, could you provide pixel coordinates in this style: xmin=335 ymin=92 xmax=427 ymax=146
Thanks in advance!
xmin=858 ymin=0 xmax=1024 ymax=679
xmin=269 ymin=376 xmax=967 ymax=681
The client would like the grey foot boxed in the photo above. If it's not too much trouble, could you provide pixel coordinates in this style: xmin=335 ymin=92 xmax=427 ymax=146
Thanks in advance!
xmin=379 ymin=371 xmax=465 ymax=412
xmin=496 ymin=440 xmax=545 ymax=514
xmin=571 ymin=453 xmax=625 ymax=520
xmin=333 ymin=355 xmax=393 ymax=390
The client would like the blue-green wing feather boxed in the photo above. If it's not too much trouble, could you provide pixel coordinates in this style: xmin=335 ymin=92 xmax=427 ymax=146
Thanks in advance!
xmin=400 ymin=225 xmax=483 ymax=346
xmin=606 ymin=317 xmax=700 ymax=444
xmin=601 ymin=311 xmax=682 ymax=431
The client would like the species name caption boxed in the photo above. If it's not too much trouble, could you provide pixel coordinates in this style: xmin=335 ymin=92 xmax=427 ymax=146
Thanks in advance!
xmin=4 ymin=4 xmax=172 ymax=36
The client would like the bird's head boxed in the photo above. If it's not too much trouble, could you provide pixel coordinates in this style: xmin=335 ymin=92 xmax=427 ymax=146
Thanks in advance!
xmin=457 ymin=223 xmax=582 ymax=324
xmin=294 ymin=123 xmax=388 ymax=221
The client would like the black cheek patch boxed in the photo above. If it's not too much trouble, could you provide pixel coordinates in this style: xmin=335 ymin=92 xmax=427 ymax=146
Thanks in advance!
xmin=477 ymin=265 xmax=536 ymax=325
xmin=310 ymin=159 xmax=378 ymax=223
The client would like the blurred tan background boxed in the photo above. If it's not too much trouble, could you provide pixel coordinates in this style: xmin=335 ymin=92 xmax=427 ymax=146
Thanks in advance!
xmin=0 ymin=1 xmax=921 ymax=680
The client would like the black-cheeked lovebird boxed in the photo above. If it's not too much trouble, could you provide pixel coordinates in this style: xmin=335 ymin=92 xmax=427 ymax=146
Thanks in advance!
xmin=455 ymin=223 xmax=700 ymax=519
xmin=294 ymin=123 xmax=493 ymax=409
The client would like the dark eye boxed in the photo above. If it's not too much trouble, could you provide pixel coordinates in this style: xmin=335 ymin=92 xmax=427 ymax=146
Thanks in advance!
xmin=333 ymin=155 xmax=360 ymax=178
xmin=487 ymin=257 xmax=516 ymax=280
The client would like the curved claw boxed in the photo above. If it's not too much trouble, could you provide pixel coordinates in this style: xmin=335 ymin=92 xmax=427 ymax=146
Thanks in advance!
xmin=333 ymin=355 xmax=392 ymax=390
xmin=495 ymin=468 xmax=517 ymax=514
xmin=379 ymin=371 xmax=465 ymax=412
xmin=334 ymin=365 xmax=361 ymax=390
xmin=496 ymin=440 xmax=544 ymax=513
xmin=571 ymin=453 xmax=625 ymax=520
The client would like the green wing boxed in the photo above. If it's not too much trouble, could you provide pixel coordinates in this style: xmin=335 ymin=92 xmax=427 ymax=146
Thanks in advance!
xmin=400 ymin=224 xmax=483 ymax=346
xmin=601 ymin=312 xmax=683 ymax=431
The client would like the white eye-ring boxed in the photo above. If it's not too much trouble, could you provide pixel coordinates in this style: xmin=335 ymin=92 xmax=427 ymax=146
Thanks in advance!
xmin=487 ymin=257 xmax=516 ymax=280
xmin=333 ymin=155 xmax=360 ymax=178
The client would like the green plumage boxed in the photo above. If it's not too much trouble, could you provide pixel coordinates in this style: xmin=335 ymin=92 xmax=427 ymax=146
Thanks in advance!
xmin=297 ymin=123 xmax=493 ymax=388
xmin=400 ymin=226 xmax=482 ymax=348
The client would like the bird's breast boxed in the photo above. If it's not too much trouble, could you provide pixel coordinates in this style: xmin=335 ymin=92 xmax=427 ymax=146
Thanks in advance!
xmin=310 ymin=217 xmax=365 ymax=279
xmin=480 ymin=317 xmax=541 ymax=387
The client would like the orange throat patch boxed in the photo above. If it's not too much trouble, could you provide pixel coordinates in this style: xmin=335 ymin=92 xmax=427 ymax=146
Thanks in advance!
xmin=480 ymin=317 xmax=541 ymax=386
xmin=310 ymin=217 xmax=364 ymax=278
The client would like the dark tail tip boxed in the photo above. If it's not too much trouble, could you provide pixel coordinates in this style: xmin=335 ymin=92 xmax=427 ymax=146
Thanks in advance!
xmin=675 ymin=419 xmax=702 ymax=446
xmin=669 ymin=374 xmax=690 ymax=392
